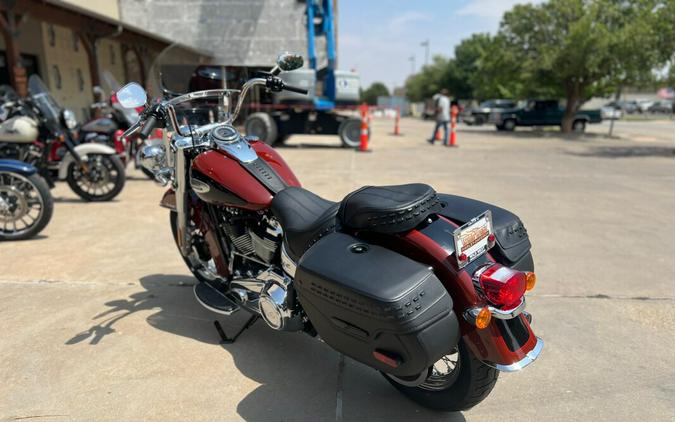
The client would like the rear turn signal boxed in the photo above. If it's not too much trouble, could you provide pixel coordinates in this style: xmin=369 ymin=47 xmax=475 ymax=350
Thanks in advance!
xmin=525 ymin=271 xmax=537 ymax=291
xmin=475 ymin=307 xmax=492 ymax=329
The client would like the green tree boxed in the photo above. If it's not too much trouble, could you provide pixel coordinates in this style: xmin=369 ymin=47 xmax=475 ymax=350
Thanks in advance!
xmin=495 ymin=0 xmax=675 ymax=131
xmin=360 ymin=82 xmax=390 ymax=105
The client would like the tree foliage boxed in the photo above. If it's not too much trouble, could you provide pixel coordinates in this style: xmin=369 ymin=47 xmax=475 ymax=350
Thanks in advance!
xmin=360 ymin=82 xmax=390 ymax=105
xmin=404 ymin=0 xmax=675 ymax=131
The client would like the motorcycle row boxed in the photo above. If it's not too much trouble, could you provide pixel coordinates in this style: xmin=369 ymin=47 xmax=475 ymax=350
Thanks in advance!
xmin=2 ymin=53 xmax=543 ymax=412
xmin=0 ymin=73 xmax=159 ymax=240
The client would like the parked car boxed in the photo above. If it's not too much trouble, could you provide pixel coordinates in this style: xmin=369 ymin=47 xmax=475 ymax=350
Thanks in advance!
xmin=489 ymin=99 xmax=602 ymax=132
xmin=605 ymin=100 xmax=638 ymax=114
xmin=636 ymin=99 xmax=655 ymax=113
xmin=601 ymin=104 xmax=623 ymax=120
xmin=461 ymin=99 xmax=516 ymax=126
xmin=648 ymin=100 xmax=674 ymax=114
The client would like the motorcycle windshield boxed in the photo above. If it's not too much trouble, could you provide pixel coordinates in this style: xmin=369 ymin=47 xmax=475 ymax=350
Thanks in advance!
xmin=28 ymin=75 xmax=61 ymax=124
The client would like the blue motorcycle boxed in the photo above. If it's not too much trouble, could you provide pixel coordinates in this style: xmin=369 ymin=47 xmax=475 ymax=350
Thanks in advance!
xmin=0 ymin=159 xmax=53 ymax=240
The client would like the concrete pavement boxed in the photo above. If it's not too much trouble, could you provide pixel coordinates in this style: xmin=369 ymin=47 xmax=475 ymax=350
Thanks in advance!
xmin=1 ymin=118 xmax=674 ymax=421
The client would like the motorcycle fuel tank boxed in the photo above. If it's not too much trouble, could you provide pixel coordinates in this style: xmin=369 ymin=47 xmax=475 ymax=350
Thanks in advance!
xmin=81 ymin=117 xmax=118 ymax=134
xmin=191 ymin=143 xmax=300 ymax=210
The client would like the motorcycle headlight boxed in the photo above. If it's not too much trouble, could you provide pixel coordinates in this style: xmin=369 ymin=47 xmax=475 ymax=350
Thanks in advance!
xmin=61 ymin=109 xmax=77 ymax=130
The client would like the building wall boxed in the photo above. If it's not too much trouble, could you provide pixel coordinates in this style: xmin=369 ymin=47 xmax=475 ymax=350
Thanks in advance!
xmin=40 ymin=23 xmax=93 ymax=120
xmin=61 ymin=0 xmax=121 ymax=20
xmin=119 ymin=0 xmax=326 ymax=68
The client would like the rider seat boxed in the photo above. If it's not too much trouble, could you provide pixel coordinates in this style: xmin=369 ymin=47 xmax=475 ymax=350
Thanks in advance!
xmin=271 ymin=184 xmax=441 ymax=261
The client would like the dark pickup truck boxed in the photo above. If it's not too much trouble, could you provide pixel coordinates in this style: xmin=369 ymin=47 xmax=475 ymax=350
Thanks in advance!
xmin=489 ymin=99 xmax=602 ymax=132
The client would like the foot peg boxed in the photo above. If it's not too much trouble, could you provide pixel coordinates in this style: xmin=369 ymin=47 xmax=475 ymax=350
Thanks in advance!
xmin=214 ymin=315 xmax=259 ymax=345
xmin=194 ymin=282 xmax=239 ymax=315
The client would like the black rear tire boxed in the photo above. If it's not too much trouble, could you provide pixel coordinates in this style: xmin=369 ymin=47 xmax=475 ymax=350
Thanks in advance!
xmin=383 ymin=339 xmax=499 ymax=412
xmin=67 ymin=154 xmax=125 ymax=201
xmin=338 ymin=118 xmax=363 ymax=148
xmin=245 ymin=112 xmax=278 ymax=145
xmin=0 ymin=172 xmax=53 ymax=241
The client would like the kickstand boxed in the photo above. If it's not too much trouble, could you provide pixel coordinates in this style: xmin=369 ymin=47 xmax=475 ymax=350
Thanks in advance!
xmin=214 ymin=315 xmax=259 ymax=345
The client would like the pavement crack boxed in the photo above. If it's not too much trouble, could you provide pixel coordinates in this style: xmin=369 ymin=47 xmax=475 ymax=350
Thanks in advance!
xmin=530 ymin=293 xmax=674 ymax=301
xmin=335 ymin=354 xmax=345 ymax=422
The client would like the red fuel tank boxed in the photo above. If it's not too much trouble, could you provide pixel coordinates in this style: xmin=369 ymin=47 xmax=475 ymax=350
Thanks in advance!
xmin=191 ymin=144 xmax=300 ymax=211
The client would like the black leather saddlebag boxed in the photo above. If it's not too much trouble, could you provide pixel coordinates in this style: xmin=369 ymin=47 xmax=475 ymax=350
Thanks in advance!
xmin=437 ymin=194 xmax=534 ymax=271
xmin=295 ymin=232 xmax=459 ymax=377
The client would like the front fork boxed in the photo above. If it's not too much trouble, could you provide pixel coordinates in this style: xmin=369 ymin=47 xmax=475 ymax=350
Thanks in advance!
xmin=174 ymin=145 xmax=191 ymax=256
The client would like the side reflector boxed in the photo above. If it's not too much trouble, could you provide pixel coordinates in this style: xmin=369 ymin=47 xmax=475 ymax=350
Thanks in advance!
xmin=373 ymin=350 xmax=402 ymax=368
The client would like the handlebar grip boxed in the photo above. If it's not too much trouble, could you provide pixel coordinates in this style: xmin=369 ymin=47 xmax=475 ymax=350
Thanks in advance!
xmin=283 ymin=84 xmax=309 ymax=95
xmin=139 ymin=115 xmax=158 ymax=139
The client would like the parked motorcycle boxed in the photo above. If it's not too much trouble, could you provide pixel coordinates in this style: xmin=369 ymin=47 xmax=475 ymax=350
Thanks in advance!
xmin=0 ymin=76 xmax=125 ymax=201
xmin=79 ymin=72 xmax=159 ymax=179
xmin=0 ymin=159 xmax=53 ymax=240
xmin=118 ymin=53 xmax=542 ymax=412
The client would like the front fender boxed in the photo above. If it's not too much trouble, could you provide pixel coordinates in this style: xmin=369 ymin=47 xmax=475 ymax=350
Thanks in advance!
xmin=0 ymin=159 xmax=37 ymax=176
xmin=58 ymin=143 xmax=117 ymax=180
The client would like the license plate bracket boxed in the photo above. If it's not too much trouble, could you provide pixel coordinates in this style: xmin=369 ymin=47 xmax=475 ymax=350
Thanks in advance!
xmin=452 ymin=210 xmax=494 ymax=268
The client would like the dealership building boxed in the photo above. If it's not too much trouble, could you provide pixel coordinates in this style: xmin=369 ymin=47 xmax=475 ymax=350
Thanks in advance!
xmin=0 ymin=0 xmax=329 ymax=119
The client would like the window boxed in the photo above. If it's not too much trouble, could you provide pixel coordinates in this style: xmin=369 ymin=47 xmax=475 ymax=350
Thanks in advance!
xmin=109 ymin=45 xmax=116 ymax=65
xmin=52 ymin=65 xmax=61 ymax=90
xmin=48 ymin=25 xmax=55 ymax=47
xmin=73 ymin=32 xmax=79 ymax=52
xmin=76 ymin=69 xmax=84 ymax=92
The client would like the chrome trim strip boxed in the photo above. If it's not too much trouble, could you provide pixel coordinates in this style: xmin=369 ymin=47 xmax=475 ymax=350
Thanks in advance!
xmin=464 ymin=297 xmax=527 ymax=324
xmin=493 ymin=337 xmax=544 ymax=372
xmin=281 ymin=244 xmax=297 ymax=278
xmin=488 ymin=297 xmax=526 ymax=320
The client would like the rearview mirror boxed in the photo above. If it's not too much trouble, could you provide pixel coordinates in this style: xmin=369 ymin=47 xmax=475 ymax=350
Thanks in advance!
xmin=117 ymin=83 xmax=147 ymax=108
xmin=276 ymin=52 xmax=304 ymax=71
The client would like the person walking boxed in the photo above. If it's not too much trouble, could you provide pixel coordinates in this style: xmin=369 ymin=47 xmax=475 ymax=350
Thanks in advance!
xmin=428 ymin=89 xmax=450 ymax=145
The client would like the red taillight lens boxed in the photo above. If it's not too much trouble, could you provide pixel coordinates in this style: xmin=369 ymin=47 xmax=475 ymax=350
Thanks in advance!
xmin=477 ymin=264 xmax=527 ymax=309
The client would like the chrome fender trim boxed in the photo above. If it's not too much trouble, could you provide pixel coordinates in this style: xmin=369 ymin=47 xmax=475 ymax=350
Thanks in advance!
xmin=490 ymin=337 xmax=544 ymax=372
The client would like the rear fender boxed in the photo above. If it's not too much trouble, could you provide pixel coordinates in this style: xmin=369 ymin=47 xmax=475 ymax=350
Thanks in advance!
xmin=397 ymin=215 xmax=541 ymax=371
xmin=58 ymin=143 xmax=117 ymax=180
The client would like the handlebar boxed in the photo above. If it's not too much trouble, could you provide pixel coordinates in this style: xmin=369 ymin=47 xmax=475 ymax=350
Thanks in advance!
xmin=282 ymin=84 xmax=309 ymax=95
xmin=139 ymin=115 xmax=158 ymax=139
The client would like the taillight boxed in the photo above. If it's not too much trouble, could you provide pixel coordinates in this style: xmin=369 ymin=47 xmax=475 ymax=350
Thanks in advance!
xmin=476 ymin=264 xmax=528 ymax=309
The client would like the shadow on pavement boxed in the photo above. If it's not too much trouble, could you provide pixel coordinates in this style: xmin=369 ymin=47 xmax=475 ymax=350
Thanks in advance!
xmin=567 ymin=146 xmax=675 ymax=158
xmin=66 ymin=274 xmax=467 ymax=422
xmin=458 ymin=126 xmax=602 ymax=141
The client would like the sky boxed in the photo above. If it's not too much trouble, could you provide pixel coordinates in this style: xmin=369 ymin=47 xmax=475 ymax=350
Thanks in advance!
xmin=337 ymin=0 xmax=540 ymax=90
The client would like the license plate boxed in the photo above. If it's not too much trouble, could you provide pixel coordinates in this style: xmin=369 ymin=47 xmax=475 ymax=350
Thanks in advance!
xmin=453 ymin=211 xmax=494 ymax=268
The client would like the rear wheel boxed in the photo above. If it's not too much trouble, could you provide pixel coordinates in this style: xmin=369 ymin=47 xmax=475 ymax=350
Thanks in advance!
xmin=338 ymin=118 xmax=363 ymax=148
xmin=0 ymin=172 xmax=53 ymax=240
xmin=245 ymin=112 xmax=278 ymax=145
xmin=67 ymin=154 xmax=125 ymax=201
xmin=383 ymin=339 xmax=499 ymax=412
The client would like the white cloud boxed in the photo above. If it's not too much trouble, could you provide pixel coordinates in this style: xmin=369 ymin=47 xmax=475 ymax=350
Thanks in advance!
xmin=388 ymin=11 xmax=433 ymax=30
xmin=456 ymin=0 xmax=541 ymax=20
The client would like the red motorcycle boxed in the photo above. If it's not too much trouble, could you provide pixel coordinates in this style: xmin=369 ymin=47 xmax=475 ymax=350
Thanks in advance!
xmin=117 ymin=53 xmax=542 ymax=412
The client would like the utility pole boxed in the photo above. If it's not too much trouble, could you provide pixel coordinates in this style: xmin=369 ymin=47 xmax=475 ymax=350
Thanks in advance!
xmin=420 ymin=39 xmax=429 ymax=67
xmin=409 ymin=55 xmax=416 ymax=75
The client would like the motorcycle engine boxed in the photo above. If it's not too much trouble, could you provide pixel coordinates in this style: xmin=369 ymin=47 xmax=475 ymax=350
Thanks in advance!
xmin=220 ymin=208 xmax=304 ymax=331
